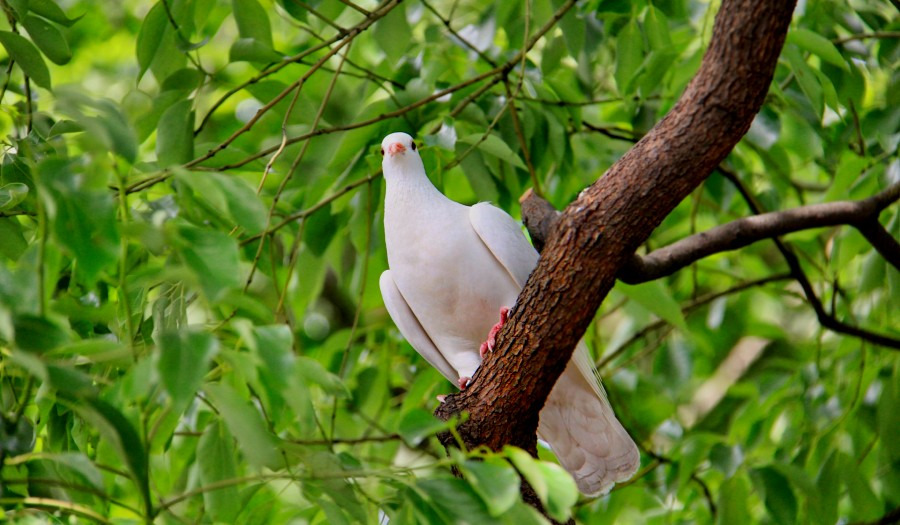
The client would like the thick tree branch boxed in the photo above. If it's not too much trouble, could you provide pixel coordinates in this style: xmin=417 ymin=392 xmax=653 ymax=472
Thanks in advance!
xmin=522 ymin=181 xmax=900 ymax=281
xmin=434 ymin=0 xmax=796 ymax=480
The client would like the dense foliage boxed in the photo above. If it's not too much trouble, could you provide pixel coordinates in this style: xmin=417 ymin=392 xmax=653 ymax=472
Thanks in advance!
xmin=0 ymin=0 xmax=897 ymax=523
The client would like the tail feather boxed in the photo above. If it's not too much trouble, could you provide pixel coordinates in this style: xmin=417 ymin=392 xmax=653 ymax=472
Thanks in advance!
xmin=537 ymin=343 xmax=640 ymax=496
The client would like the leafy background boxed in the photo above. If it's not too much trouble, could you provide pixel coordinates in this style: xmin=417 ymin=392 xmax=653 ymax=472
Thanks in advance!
xmin=0 ymin=0 xmax=898 ymax=523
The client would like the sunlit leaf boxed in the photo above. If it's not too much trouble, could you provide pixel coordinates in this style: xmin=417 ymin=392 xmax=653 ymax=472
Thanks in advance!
xmin=617 ymin=280 xmax=688 ymax=332
xmin=232 ymin=0 xmax=273 ymax=47
xmin=0 ymin=30 xmax=52 ymax=89
xmin=198 ymin=420 xmax=241 ymax=522
xmin=136 ymin=2 xmax=167 ymax=80
xmin=204 ymin=382 xmax=281 ymax=469
xmin=22 ymin=14 xmax=71 ymax=65
xmin=156 ymin=99 xmax=194 ymax=167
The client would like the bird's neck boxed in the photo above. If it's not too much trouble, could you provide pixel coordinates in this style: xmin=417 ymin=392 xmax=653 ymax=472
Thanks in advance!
xmin=384 ymin=161 xmax=447 ymax=213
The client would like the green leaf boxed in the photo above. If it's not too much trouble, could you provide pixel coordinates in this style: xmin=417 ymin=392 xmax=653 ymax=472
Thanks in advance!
xmin=811 ymin=451 xmax=840 ymax=525
xmin=37 ymin=453 xmax=105 ymax=492
xmin=617 ymin=280 xmax=688 ymax=331
xmin=645 ymin=7 xmax=672 ymax=50
xmin=397 ymin=408 xmax=449 ymax=446
xmin=459 ymin=133 xmax=527 ymax=170
xmin=295 ymin=355 xmax=349 ymax=398
xmin=756 ymin=466 xmax=797 ymax=525
xmin=13 ymin=314 xmax=70 ymax=353
xmin=416 ymin=478 xmax=495 ymax=523
xmin=615 ymin=20 xmax=643 ymax=95
xmin=251 ymin=324 xmax=294 ymax=387
xmin=0 ymin=218 xmax=27 ymax=260
xmin=840 ymin=452 xmax=881 ymax=520
xmin=558 ymin=10 xmax=585 ymax=59
xmin=204 ymin=382 xmax=281 ymax=469
xmin=717 ymin=474 xmax=751 ymax=524
xmin=232 ymin=0 xmax=273 ymax=47
xmin=0 ymin=30 xmax=52 ymax=89
xmin=0 ymin=182 xmax=28 ymax=209
xmin=784 ymin=44 xmax=823 ymax=120
xmin=460 ymin=458 xmax=521 ymax=516
xmin=157 ymin=329 xmax=219 ymax=409
xmin=135 ymin=1 xmax=167 ymax=80
xmin=787 ymin=28 xmax=847 ymax=71
xmin=70 ymin=397 xmax=150 ymax=513
xmin=303 ymin=203 xmax=337 ymax=256
xmin=825 ymin=152 xmax=867 ymax=202
xmin=156 ymin=99 xmax=194 ymax=167
xmin=173 ymin=224 xmax=242 ymax=302
xmin=175 ymin=170 xmax=267 ymax=233
xmin=28 ymin=0 xmax=82 ymax=27
xmin=22 ymin=14 xmax=71 ymax=65
xmin=198 ymin=421 xmax=241 ymax=522
xmin=39 ymin=158 xmax=120 ymax=282
xmin=505 ymin=446 xmax=577 ymax=522
xmin=373 ymin=4 xmax=411 ymax=64
xmin=161 ymin=67 xmax=205 ymax=92
xmin=229 ymin=37 xmax=282 ymax=63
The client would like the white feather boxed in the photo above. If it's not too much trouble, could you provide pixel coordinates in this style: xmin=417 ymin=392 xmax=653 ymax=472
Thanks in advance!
xmin=378 ymin=132 xmax=639 ymax=495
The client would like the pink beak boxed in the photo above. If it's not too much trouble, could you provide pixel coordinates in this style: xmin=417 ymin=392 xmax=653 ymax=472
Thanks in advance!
xmin=387 ymin=142 xmax=406 ymax=156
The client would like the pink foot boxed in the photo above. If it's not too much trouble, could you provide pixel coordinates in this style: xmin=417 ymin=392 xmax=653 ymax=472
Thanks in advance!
xmin=480 ymin=307 xmax=510 ymax=359
xmin=457 ymin=376 xmax=471 ymax=389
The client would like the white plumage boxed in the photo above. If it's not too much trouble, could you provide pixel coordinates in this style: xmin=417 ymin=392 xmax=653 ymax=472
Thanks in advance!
xmin=378 ymin=132 xmax=639 ymax=495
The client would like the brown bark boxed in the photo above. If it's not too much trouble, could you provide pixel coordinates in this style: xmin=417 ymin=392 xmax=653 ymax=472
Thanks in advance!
xmin=521 ymin=181 xmax=900 ymax=283
xmin=434 ymin=0 xmax=797 ymax=501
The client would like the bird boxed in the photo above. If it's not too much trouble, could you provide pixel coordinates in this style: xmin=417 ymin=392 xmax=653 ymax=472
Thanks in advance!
xmin=378 ymin=131 xmax=639 ymax=495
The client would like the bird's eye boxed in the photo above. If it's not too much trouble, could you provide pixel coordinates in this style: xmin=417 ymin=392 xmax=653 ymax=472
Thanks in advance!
xmin=411 ymin=141 xmax=417 ymax=151
xmin=380 ymin=147 xmax=384 ymax=156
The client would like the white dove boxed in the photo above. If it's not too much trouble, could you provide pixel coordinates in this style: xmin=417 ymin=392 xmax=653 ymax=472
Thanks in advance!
xmin=378 ymin=131 xmax=639 ymax=495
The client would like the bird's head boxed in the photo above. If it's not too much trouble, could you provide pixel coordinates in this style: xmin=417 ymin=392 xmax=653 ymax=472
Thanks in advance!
xmin=381 ymin=132 xmax=422 ymax=176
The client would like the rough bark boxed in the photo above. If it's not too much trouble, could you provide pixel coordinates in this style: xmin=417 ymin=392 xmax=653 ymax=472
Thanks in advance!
xmin=434 ymin=0 xmax=797 ymax=502
xmin=521 ymin=181 xmax=900 ymax=282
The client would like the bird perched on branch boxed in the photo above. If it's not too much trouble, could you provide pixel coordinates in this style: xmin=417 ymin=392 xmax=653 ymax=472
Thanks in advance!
xmin=378 ymin=131 xmax=639 ymax=495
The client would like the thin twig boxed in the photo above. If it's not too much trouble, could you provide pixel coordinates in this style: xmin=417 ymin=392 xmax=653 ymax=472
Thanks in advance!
xmin=833 ymin=31 xmax=900 ymax=45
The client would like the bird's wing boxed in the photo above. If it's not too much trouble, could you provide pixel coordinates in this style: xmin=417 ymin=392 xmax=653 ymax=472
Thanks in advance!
xmin=379 ymin=270 xmax=458 ymax=383
xmin=470 ymin=202 xmax=607 ymax=400
xmin=468 ymin=202 xmax=539 ymax=287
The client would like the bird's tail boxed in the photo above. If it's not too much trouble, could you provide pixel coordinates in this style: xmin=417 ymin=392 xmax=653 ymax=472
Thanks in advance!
xmin=537 ymin=341 xmax=640 ymax=496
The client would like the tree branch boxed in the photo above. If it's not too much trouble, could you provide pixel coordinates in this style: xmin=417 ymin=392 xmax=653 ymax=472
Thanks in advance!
xmin=521 ymin=181 xmax=900 ymax=282
xmin=434 ymin=0 xmax=796 ymax=483
xmin=718 ymin=169 xmax=900 ymax=350
xmin=619 ymin=181 xmax=900 ymax=282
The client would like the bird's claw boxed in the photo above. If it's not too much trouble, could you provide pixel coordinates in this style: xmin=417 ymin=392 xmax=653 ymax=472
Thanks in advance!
xmin=480 ymin=307 xmax=510 ymax=359
xmin=457 ymin=376 xmax=471 ymax=389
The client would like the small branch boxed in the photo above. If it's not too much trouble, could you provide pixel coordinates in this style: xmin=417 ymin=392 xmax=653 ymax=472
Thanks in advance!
xmin=855 ymin=217 xmax=900 ymax=271
xmin=833 ymin=31 xmax=900 ymax=45
xmin=597 ymin=273 xmax=792 ymax=370
xmin=336 ymin=0 xmax=370 ymax=15
xmin=290 ymin=0 xmax=347 ymax=34
xmin=720 ymin=170 xmax=900 ymax=351
xmin=0 ymin=210 xmax=34 ymax=217
xmin=421 ymin=0 xmax=497 ymax=67
xmin=519 ymin=182 xmax=900 ymax=283
xmin=581 ymin=121 xmax=640 ymax=142
xmin=193 ymin=0 xmax=401 ymax=135
xmin=618 ymin=181 xmax=900 ymax=283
